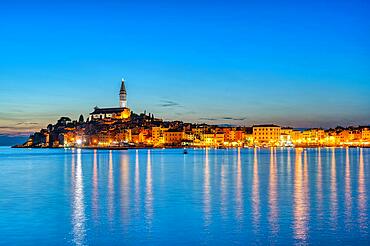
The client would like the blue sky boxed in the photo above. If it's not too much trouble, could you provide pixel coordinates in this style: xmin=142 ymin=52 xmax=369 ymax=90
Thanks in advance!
xmin=0 ymin=0 xmax=369 ymax=136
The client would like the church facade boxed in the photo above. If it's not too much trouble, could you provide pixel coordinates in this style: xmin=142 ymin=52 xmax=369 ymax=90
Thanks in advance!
xmin=89 ymin=79 xmax=131 ymax=120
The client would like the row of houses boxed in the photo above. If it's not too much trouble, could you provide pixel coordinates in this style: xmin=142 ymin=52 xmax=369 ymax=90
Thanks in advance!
xmin=23 ymin=114 xmax=370 ymax=148
xmin=64 ymin=124 xmax=370 ymax=148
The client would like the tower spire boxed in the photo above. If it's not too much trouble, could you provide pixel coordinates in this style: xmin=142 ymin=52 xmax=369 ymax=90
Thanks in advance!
xmin=119 ymin=79 xmax=127 ymax=108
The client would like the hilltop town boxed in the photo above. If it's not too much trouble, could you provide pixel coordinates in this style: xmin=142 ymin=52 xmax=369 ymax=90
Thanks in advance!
xmin=16 ymin=79 xmax=370 ymax=149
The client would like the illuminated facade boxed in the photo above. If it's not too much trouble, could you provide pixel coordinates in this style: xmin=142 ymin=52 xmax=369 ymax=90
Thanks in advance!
xmin=152 ymin=127 xmax=168 ymax=145
xmin=280 ymin=127 xmax=293 ymax=146
xmin=89 ymin=79 xmax=131 ymax=121
xmin=163 ymin=130 xmax=184 ymax=145
xmin=362 ymin=127 xmax=370 ymax=140
xmin=253 ymin=124 xmax=281 ymax=146
xmin=202 ymin=132 xmax=225 ymax=146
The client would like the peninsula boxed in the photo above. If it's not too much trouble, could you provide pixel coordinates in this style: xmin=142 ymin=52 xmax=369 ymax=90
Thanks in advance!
xmin=15 ymin=79 xmax=370 ymax=149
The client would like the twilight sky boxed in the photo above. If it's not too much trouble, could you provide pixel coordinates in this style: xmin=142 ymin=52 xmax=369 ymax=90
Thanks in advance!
xmin=0 ymin=0 xmax=369 ymax=136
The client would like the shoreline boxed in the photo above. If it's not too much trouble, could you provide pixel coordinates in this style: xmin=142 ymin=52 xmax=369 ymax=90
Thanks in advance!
xmin=11 ymin=145 xmax=370 ymax=150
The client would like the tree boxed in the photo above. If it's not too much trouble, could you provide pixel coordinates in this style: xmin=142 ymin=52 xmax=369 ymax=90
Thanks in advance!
xmin=79 ymin=114 xmax=84 ymax=123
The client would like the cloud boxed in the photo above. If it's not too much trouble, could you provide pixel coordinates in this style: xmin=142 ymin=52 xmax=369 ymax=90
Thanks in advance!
xmin=0 ymin=124 xmax=41 ymax=135
xmin=0 ymin=126 xmax=18 ymax=129
xmin=159 ymin=100 xmax=181 ymax=107
xmin=199 ymin=117 xmax=217 ymax=121
xmin=221 ymin=117 xmax=247 ymax=121
xmin=14 ymin=122 xmax=39 ymax=126
xmin=199 ymin=116 xmax=247 ymax=121
xmin=158 ymin=100 xmax=181 ymax=107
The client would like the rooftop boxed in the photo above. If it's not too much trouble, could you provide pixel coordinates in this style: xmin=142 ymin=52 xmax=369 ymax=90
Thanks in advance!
xmin=253 ymin=124 xmax=280 ymax=128
xmin=90 ymin=107 xmax=128 ymax=114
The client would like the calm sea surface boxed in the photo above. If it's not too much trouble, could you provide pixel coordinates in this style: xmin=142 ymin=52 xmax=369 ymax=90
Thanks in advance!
xmin=0 ymin=147 xmax=369 ymax=245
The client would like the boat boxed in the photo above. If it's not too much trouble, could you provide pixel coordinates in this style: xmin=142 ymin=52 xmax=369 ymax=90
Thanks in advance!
xmin=183 ymin=148 xmax=188 ymax=154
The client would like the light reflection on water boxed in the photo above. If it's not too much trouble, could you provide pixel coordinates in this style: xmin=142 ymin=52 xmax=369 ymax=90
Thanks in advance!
xmin=294 ymin=149 xmax=309 ymax=242
xmin=235 ymin=148 xmax=243 ymax=222
xmin=92 ymin=150 xmax=98 ymax=222
xmin=120 ymin=151 xmax=129 ymax=226
xmin=345 ymin=148 xmax=352 ymax=230
xmin=108 ymin=150 xmax=114 ymax=222
xmin=316 ymin=148 xmax=323 ymax=221
xmin=268 ymin=148 xmax=278 ymax=238
xmin=134 ymin=150 xmax=140 ymax=215
xmin=203 ymin=148 xmax=211 ymax=228
xmin=330 ymin=148 xmax=338 ymax=229
xmin=145 ymin=150 xmax=153 ymax=228
xmin=358 ymin=148 xmax=368 ymax=234
xmin=71 ymin=149 xmax=86 ymax=246
xmin=252 ymin=148 xmax=260 ymax=234
xmin=0 ymin=147 xmax=369 ymax=245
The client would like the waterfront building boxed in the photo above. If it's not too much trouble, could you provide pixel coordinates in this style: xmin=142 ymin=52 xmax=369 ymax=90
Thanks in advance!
xmin=252 ymin=124 xmax=281 ymax=146
xmin=223 ymin=128 xmax=234 ymax=142
xmin=163 ymin=130 xmax=184 ymax=145
xmin=281 ymin=127 xmax=293 ymax=136
xmin=339 ymin=130 xmax=351 ymax=143
xmin=300 ymin=128 xmax=325 ymax=146
xmin=280 ymin=127 xmax=293 ymax=146
xmin=202 ymin=132 xmax=225 ymax=147
xmin=139 ymin=129 xmax=150 ymax=143
xmin=183 ymin=131 xmax=195 ymax=141
xmin=243 ymin=132 xmax=253 ymax=146
xmin=222 ymin=128 xmax=244 ymax=147
xmin=324 ymin=131 xmax=340 ymax=146
xmin=291 ymin=130 xmax=303 ymax=144
xmin=152 ymin=127 xmax=168 ymax=146
xmin=362 ymin=127 xmax=370 ymax=140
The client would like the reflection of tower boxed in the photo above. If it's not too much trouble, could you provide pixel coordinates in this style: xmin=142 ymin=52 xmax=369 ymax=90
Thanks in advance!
xmin=119 ymin=79 xmax=127 ymax=108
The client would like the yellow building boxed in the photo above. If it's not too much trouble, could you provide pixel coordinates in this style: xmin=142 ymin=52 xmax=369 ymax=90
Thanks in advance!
xmin=280 ymin=127 xmax=293 ymax=146
xmin=202 ymin=133 xmax=224 ymax=147
xmin=244 ymin=133 xmax=254 ymax=146
xmin=183 ymin=132 xmax=195 ymax=141
xmin=300 ymin=128 xmax=325 ymax=145
xmin=253 ymin=124 xmax=281 ymax=146
xmin=281 ymin=127 xmax=293 ymax=136
xmin=291 ymin=130 xmax=302 ymax=143
xmin=152 ymin=127 xmax=168 ymax=145
xmin=163 ymin=130 xmax=184 ymax=145
xmin=362 ymin=127 xmax=370 ymax=140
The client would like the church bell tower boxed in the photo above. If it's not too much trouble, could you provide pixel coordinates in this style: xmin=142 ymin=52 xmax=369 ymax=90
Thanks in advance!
xmin=119 ymin=78 xmax=127 ymax=108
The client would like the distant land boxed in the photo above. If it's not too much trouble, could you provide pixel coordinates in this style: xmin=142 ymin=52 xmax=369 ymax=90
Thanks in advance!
xmin=0 ymin=135 xmax=28 ymax=146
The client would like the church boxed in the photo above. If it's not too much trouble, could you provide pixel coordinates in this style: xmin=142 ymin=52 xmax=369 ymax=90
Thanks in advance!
xmin=89 ymin=79 xmax=131 ymax=120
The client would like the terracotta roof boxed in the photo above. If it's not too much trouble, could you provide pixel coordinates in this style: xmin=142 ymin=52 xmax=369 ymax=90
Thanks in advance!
xmin=252 ymin=124 xmax=280 ymax=128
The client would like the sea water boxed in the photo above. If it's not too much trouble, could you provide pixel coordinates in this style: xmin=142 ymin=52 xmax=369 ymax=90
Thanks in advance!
xmin=0 ymin=147 xmax=369 ymax=245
